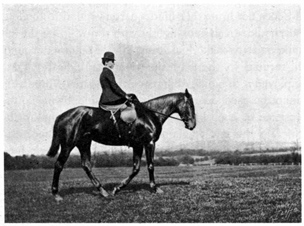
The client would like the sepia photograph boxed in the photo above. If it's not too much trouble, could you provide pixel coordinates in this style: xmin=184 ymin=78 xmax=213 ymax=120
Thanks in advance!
xmin=2 ymin=2 xmax=301 ymax=223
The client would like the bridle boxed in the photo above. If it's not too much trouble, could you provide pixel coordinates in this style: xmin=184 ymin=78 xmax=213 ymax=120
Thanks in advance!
xmin=143 ymin=98 xmax=191 ymax=123
xmin=144 ymin=108 xmax=184 ymax=122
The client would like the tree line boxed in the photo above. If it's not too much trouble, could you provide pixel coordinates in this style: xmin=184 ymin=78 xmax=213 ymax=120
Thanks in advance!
xmin=4 ymin=147 xmax=301 ymax=171
xmin=4 ymin=152 xmax=197 ymax=171
xmin=215 ymin=152 xmax=301 ymax=165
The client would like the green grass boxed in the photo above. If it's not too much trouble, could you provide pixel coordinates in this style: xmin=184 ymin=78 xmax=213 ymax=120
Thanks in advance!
xmin=5 ymin=165 xmax=301 ymax=223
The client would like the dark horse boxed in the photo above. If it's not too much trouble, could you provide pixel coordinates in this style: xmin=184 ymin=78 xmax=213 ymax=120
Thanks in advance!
xmin=47 ymin=89 xmax=196 ymax=201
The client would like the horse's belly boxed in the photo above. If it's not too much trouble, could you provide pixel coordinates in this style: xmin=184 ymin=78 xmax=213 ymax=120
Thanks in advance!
xmin=91 ymin=132 xmax=127 ymax=146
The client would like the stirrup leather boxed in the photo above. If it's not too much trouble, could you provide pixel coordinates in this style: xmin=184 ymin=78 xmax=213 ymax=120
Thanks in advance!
xmin=110 ymin=110 xmax=121 ymax=138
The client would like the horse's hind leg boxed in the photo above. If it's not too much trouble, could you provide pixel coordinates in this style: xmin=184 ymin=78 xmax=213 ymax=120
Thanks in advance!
xmin=78 ymin=139 xmax=109 ymax=197
xmin=51 ymin=145 xmax=73 ymax=201
xmin=113 ymin=145 xmax=143 ymax=195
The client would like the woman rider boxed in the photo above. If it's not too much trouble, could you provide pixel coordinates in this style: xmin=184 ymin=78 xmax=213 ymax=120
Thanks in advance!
xmin=98 ymin=51 xmax=132 ymax=107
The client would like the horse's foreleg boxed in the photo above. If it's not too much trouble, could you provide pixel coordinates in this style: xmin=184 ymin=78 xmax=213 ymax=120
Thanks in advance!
xmin=113 ymin=145 xmax=143 ymax=195
xmin=79 ymin=146 xmax=109 ymax=198
xmin=145 ymin=142 xmax=164 ymax=194
xmin=51 ymin=146 xmax=72 ymax=202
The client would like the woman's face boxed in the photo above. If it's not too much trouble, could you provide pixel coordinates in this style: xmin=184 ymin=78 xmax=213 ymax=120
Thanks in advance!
xmin=106 ymin=60 xmax=115 ymax=69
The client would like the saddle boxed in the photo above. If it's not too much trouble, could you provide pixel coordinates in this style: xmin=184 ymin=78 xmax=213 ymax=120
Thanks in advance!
xmin=99 ymin=101 xmax=137 ymax=138
xmin=99 ymin=101 xmax=137 ymax=124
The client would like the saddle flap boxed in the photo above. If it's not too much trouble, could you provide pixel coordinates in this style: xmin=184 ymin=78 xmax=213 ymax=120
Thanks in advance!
xmin=100 ymin=102 xmax=137 ymax=124
xmin=120 ymin=103 xmax=137 ymax=123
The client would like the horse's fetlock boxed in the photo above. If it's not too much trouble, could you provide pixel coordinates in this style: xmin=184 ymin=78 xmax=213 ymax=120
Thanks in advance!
xmin=52 ymin=187 xmax=58 ymax=195
xmin=82 ymin=163 xmax=91 ymax=171
xmin=148 ymin=164 xmax=154 ymax=171
xmin=113 ymin=187 xmax=120 ymax=195
xmin=150 ymin=183 xmax=156 ymax=191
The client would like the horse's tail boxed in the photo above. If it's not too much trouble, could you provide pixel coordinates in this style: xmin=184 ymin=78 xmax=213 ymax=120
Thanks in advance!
xmin=47 ymin=117 xmax=60 ymax=158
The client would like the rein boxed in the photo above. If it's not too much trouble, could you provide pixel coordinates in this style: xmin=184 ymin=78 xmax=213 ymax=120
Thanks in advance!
xmin=143 ymin=107 xmax=184 ymax=122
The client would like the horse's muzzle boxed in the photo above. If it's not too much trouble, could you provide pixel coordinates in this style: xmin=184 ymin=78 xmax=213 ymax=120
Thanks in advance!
xmin=185 ymin=119 xmax=196 ymax=130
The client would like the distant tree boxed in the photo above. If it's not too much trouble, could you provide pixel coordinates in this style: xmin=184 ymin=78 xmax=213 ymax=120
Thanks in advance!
xmin=28 ymin=155 xmax=40 ymax=169
xmin=94 ymin=153 xmax=110 ymax=167
xmin=41 ymin=156 xmax=55 ymax=169
xmin=194 ymin=156 xmax=209 ymax=162
xmin=234 ymin=150 xmax=241 ymax=155
xmin=155 ymin=157 xmax=166 ymax=166
xmin=155 ymin=157 xmax=179 ymax=166
xmin=291 ymin=152 xmax=301 ymax=165
xmin=92 ymin=152 xmax=133 ymax=168
xmin=179 ymin=155 xmax=194 ymax=165
xmin=260 ymin=155 xmax=269 ymax=165
xmin=4 ymin=152 xmax=15 ymax=170
xmin=283 ymin=155 xmax=292 ymax=165
xmin=66 ymin=155 xmax=81 ymax=168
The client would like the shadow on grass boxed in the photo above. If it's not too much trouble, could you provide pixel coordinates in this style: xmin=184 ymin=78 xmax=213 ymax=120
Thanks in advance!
xmin=59 ymin=181 xmax=190 ymax=198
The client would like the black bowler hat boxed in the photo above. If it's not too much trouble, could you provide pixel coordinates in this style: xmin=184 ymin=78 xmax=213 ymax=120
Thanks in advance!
xmin=102 ymin=52 xmax=115 ymax=61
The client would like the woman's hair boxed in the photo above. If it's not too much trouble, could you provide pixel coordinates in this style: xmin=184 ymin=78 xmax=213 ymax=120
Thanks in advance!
xmin=102 ymin=59 xmax=114 ymax=65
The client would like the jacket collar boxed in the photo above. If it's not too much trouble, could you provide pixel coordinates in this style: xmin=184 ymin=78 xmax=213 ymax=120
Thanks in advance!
xmin=104 ymin=66 xmax=113 ymax=71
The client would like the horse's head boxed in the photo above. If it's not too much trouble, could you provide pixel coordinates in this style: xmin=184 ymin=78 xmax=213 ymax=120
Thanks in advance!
xmin=177 ymin=89 xmax=196 ymax=130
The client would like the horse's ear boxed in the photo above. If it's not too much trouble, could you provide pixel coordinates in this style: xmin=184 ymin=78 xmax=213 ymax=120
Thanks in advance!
xmin=185 ymin=88 xmax=189 ymax=97
xmin=184 ymin=88 xmax=189 ymax=101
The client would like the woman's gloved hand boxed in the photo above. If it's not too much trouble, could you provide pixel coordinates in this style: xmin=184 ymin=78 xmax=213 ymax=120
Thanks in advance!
xmin=125 ymin=94 xmax=133 ymax=100
xmin=126 ymin=93 xmax=138 ymax=101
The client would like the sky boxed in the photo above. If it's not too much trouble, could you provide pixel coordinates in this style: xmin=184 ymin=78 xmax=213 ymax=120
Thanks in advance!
xmin=2 ymin=4 xmax=301 ymax=156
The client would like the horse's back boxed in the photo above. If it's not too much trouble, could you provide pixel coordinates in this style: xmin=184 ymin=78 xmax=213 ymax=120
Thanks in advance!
xmin=55 ymin=106 xmax=108 ymax=130
xmin=58 ymin=106 xmax=109 ymax=118
xmin=56 ymin=106 xmax=90 ymax=121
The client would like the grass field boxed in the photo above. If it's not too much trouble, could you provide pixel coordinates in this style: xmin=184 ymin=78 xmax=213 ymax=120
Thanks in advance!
xmin=4 ymin=165 xmax=301 ymax=223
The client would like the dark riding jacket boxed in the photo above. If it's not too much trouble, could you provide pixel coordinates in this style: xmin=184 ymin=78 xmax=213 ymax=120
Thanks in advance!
xmin=98 ymin=67 xmax=127 ymax=106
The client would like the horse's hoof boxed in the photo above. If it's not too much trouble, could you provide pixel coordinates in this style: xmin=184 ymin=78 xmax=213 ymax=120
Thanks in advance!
xmin=112 ymin=187 xmax=119 ymax=196
xmin=54 ymin=194 xmax=63 ymax=202
xmin=156 ymin=187 xmax=164 ymax=194
xmin=151 ymin=187 xmax=164 ymax=194
xmin=100 ymin=189 xmax=110 ymax=198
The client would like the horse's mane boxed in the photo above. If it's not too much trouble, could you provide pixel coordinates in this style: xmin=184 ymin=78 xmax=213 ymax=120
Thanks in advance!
xmin=141 ymin=93 xmax=184 ymax=112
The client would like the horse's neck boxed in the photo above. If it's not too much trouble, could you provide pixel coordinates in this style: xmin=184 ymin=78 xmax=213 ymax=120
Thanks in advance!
xmin=143 ymin=94 xmax=181 ymax=124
